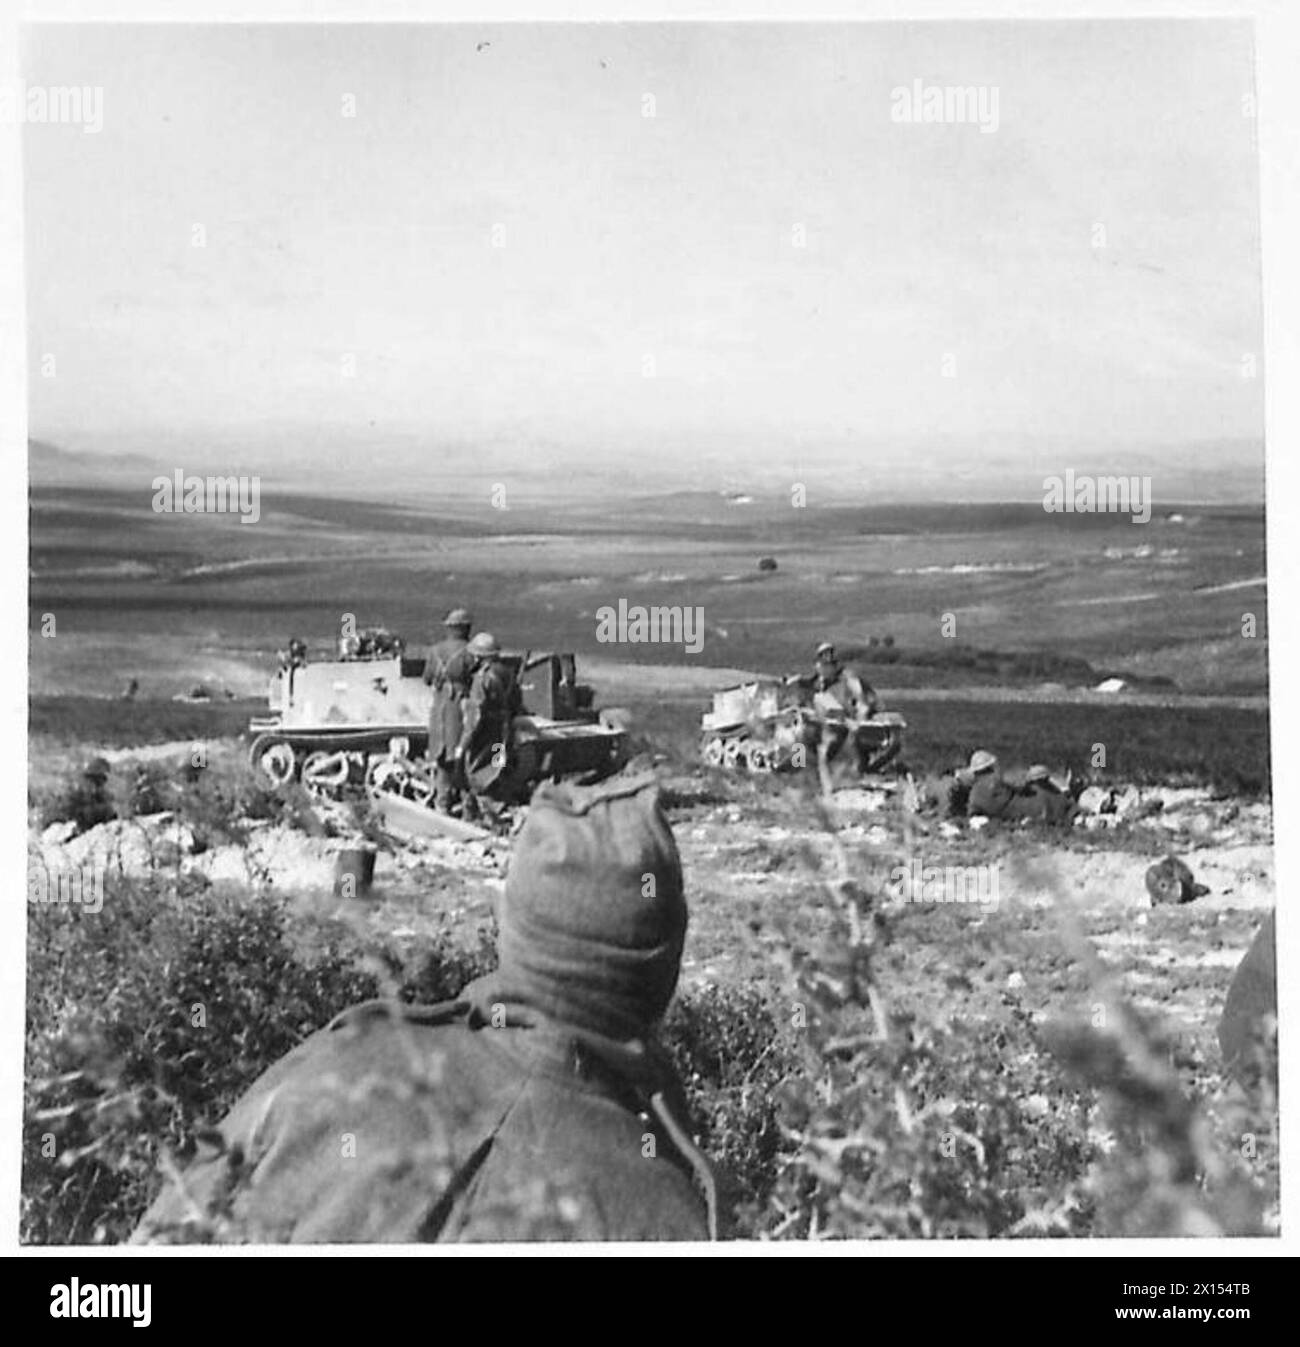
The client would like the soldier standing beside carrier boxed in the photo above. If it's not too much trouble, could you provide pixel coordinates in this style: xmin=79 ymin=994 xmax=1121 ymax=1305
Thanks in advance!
xmin=457 ymin=632 xmax=523 ymax=794
xmin=424 ymin=607 xmax=475 ymax=813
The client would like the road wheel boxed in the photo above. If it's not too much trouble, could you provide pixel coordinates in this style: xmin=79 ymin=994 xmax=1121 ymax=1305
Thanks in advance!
xmin=252 ymin=737 xmax=296 ymax=786
xmin=302 ymin=750 xmax=351 ymax=800
xmin=366 ymin=754 xmax=434 ymax=806
xmin=702 ymin=735 xmax=725 ymax=768
xmin=745 ymin=743 xmax=773 ymax=773
xmin=723 ymin=738 xmax=745 ymax=770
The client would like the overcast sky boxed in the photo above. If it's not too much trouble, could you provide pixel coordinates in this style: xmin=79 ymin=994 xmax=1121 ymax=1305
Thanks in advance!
xmin=22 ymin=20 xmax=1263 ymax=491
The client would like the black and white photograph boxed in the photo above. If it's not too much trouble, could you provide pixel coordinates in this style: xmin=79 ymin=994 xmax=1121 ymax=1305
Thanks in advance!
xmin=8 ymin=0 xmax=1296 ymax=1281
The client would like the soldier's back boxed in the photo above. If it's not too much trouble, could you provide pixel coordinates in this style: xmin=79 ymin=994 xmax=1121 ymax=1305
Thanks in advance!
xmin=425 ymin=635 xmax=470 ymax=689
xmin=132 ymin=1001 xmax=707 ymax=1244
xmin=967 ymin=775 xmax=1015 ymax=819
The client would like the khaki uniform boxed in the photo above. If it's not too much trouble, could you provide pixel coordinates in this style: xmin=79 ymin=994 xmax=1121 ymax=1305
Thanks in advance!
xmin=459 ymin=657 xmax=522 ymax=792
xmin=966 ymin=773 xmax=1017 ymax=819
xmin=131 ymin=996 xmax=708 ymax=1244
xmin=424 ymin=635 xmax=473 ymax=808
xmin=920 ymin=772 xmax=972 ymax=818
xmin=1003 ymin=782 xmax=1075 ymax=825
xmin=813 ymin=664 xmax=880 ymax=773
xmin=812 ymin=665 xmax=878 ymax=721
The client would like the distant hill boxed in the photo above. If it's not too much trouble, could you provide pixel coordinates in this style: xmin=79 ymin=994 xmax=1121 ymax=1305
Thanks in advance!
xmin=28 ymin=439 xmax=163 ymax=488
xmin=27 ymin=433 xmax=1266 ymax=509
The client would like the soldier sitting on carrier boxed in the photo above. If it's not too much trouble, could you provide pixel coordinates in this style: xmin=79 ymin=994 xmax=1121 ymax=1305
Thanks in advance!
xmin=806 ymin=642 xmax=880 ymax=773
xmin=810 ymin=642 xmax=878 ymax=719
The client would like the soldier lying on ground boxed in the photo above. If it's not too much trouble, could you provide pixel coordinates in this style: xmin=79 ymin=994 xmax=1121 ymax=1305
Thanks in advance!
xmin=967 ymin=756 xmax=1077 ymax=825
xmin=964 ymin=750 xmax=1015 ymax=818
xmin=132 ymin=774 xmax=716 ymax=1243
xmin=914 ymin=749 xmax=1010 ymax=818
xmin=1001 ymin=765 xmax=1077 ymax=825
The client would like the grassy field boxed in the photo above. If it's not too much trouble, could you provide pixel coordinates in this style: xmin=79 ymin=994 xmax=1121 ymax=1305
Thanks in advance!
xmin=613 ymin=692 xmax=1271 ymax=797
xmin=30 ymin=487 xmax=1269 ymax=698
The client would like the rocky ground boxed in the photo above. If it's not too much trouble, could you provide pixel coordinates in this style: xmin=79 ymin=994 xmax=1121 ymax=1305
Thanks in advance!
xmin=32 ymin=739 xmax=1274 ymax=1053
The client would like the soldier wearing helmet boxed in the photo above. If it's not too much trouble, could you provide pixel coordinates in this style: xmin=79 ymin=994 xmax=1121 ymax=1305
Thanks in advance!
xmin=457 ymin=633 xmax=522 ymax=795
xmin=806 ymin=641 xmax=880 ymax=774
xmin=811 ymin=642 xmax=879 ymax=720
xmin=132 ymin=775 xmax=715 ymax=1243
xmin=965 ymin=750 xmax=1018 ymax=819
xmin=424 ymin=608 xmax=476 ymax=813
xmin=1003 ymin=764 xmax=1076 ymax=825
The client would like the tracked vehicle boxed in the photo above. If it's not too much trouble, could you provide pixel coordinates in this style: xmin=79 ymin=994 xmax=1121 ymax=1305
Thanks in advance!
xmin=699 ymin=678 xmax=905 ymax=775
xmin=249 ymin=635 xmax=630 ymax=835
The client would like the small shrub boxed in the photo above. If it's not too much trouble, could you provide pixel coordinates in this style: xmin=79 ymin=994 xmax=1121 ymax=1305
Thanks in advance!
xmin=37 ymin=777 xmax=115 ymax=833
xmin=662 ymin=984 xmax=800 ymax=1232
xmin=24 ymin=880 xmax=378 ymax=1245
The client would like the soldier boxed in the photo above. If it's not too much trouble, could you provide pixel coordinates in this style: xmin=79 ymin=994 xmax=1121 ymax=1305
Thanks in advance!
xmin=808 ymin=642 xmax=880 ymax=774
xmin=424 ymin=607 xmax=475 ymax=813
xmin=131 ymin=774 xmax=715 ymax=1244
xmin=811 ymin=642 xmax=878 ymax=719
xmin=1003 ymin=764 xmax=1076 ymax=825
xmin=916 ymin=762 xmax=977 ymax=818
xmin=965 ymin=749 xmax=1017 ymax=819
xmin=457 ymin=632 xmax=522 ymax=794
xmin=60 ymin=757 xmax=115 ymax=834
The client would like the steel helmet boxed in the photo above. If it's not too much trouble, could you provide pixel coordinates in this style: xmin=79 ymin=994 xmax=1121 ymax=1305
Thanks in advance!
xmin=968 ymin=749 xmax=998 ymax=774
xmin=468 ymin=632 xmax=500 ymax=656
xmin=443 ymin=607 xmax=473 ymax=628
